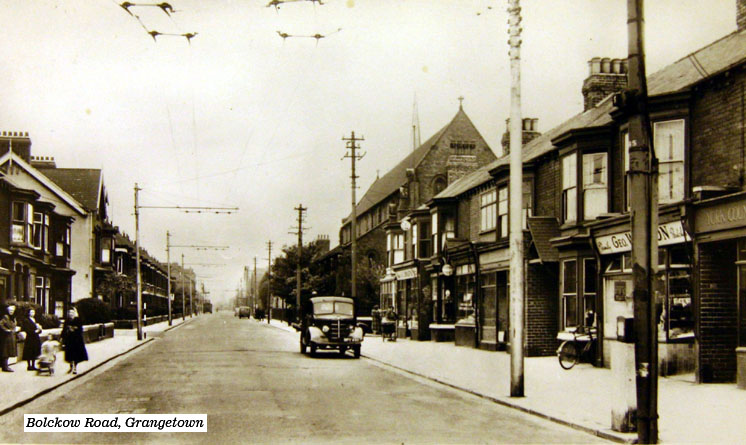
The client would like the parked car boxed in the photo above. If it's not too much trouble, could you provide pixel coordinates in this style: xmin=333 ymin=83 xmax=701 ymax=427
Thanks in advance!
xmin=299 ymin=296 xmax=364 ymax=358
xmin=238 ymin=307 xmax=251 ymax=318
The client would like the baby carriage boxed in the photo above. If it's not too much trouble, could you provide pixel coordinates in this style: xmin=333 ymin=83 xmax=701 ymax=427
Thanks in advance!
xmin=37 ymin=339 xmax=60 ymax=376
xmin=381 ymin=311 xmax=397 ymax=342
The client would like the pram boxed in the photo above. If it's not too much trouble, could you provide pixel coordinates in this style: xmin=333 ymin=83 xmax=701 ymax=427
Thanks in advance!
xmin=381 ymin=315 xmax=397 ymax=342
xmin=37 ymin=339 xmax=60 ymax=376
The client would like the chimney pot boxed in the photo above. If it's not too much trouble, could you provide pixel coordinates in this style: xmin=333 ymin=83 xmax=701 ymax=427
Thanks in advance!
xmin=601 ymin=58 xmax=611 ymax=73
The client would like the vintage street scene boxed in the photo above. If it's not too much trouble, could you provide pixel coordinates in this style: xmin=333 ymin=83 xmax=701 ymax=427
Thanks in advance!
xmin=1 ymin=0 xmax=745 ymax=444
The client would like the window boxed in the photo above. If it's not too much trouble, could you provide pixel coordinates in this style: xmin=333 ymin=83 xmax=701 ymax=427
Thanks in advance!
xmin=32 ymin=212 xmax=48 ymax=251
xmin=35 ymin=276 xmax=50 ymax=312
xmin=412 ymin=223 xmax=418 ymax=259
xmin=498 ymin=186 xmax=508 ymax=238
xmin=432 ymin=212 xmax=439 ymax=254
xmin=480 ymin=190 xmax=496 ymax=232
xmin=562 ymin=259 xmax=578 ymax=329
xmin=583 ymin=153 xmax=608 ymax=220
xmin=522 ymin=179 xmax=533 ymax=230
xmin=583 ymin=259 xmax=597 ymax=326
xmin=562 ymin=155 xmax=577 ymax=223
xmin=12 ymin=202 xmax=33 ymax=245
xmin=433 ymin=176 xmax=447 ymax=196
xmin=393 ymin=234 xmax=404 ymax=264
xmin=450 ymin=140 xmax=476 ymax=155
xmin=655 ymin=120 xmax=685 ymax=204
xmin=418 ymin=221 xmax=431 ymax=258
xmin=443 ymin=215 xmax=455 ymax=249
xmin=623 ymin=130 xmax=631 ymax=210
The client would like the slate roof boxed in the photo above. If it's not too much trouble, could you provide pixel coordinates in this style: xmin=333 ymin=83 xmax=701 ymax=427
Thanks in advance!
xmin=435 ymin=28 xmax=746 ymax=201
xmin=342 ymin=107 xmax=471 ymax=225
xmin=527 ymin=216 xmax=561 ymax=262
xmin=38 ymin=168 xmax=102 ymax=213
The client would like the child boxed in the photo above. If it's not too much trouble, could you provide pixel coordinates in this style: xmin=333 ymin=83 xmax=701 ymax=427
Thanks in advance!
xmin=37 ymin=338 xmax=60 ymax=376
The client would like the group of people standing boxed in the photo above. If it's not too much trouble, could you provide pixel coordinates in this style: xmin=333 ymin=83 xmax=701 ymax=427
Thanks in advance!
xmin=0 ymin=303 xmax=88 ymax=374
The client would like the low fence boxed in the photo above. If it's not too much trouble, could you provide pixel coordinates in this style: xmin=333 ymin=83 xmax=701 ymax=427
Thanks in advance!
xmin=16 ymin=322 xmax=115 ymax=357
xmin=112 ymin=315 xmax=173 ymax=329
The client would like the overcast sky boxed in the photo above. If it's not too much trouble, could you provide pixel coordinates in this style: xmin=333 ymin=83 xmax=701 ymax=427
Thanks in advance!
xmin=0 ymin=0 xmax=737 ymax=304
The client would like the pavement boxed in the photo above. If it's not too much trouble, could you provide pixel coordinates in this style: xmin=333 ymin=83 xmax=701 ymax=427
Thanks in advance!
xmin=1 ymin=316 xmax=193 ymax=416
xmin=0 ymin=312 xmax=602 ymax=444
xmin=266 ymin=318 xmax=746 ymax=444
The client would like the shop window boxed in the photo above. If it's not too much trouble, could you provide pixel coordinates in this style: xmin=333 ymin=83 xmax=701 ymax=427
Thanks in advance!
xmin=498 ymin=186 xmax=508 ymax=239
xmin=562 ymin=155 xmax=577 ymax=223
xmin=480 ymin=189 xmax=496 ymax=232
xmin=582 ymin=153 xmax=608 ymax=220
xmin=562 ymin=259 xmax=578 ymax=329
xmin=480 ymin=272 xmax=497 ymax=343
xmin=583 ymin=259 xmax=597 ymax=327
xmin=456 ymin=273 xmax=475 ymax=321
xmin=655 ymin=120 xmax=685 ymax=204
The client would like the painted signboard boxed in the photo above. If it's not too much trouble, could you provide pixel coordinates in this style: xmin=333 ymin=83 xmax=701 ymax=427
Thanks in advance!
xmin=595 ymin=221 xmax=689 ymax=255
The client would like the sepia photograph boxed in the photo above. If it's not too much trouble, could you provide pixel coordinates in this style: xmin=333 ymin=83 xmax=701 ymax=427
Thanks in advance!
xmin=0 ymin=0 xmax=744 ymax=443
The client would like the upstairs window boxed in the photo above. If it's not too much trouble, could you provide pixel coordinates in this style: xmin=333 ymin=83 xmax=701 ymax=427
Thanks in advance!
xmin=443 ymin=215 xmax=455 ymax=249
xmin=655 ymin=120 xmax=685 ymax=204
xmin=393 ymin=233 xmax=405 ymax=264
xmin=583 ymin=153 xmax=608 ymax=220
xmin=12 ymin=202 xmax=33 ymax=245
xmin=498 ymin=186 xmax=508 ymax=239
xmin=433 ymin=176 xmax=447 ymax=196
xmin=562 ymin=155 xmax=577 ymax=223
xmin=432 ymin=212 xmax=439 ymax=254
xmin=418 ymin=221 xmax=431 ymax=258
xmin=32 ymin=212 xmax=49 ymax=251
xmin=480 ymin=190 xmax=496 ymax=232
xmin=522 ymin=179 xmax=533 ymax=229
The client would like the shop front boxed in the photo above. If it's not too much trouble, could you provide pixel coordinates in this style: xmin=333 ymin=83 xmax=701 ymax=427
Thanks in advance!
xmin=478 ymin=247 xmax=510 ymax=351
xmin=693 ymin=192 xmax=746 ymax=383
xmin=594 ymin=219 xmax=693 ymax=374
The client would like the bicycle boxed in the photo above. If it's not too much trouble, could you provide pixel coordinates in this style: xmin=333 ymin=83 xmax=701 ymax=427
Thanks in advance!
xmin=557 ymin=326 xmax=596 ymax=370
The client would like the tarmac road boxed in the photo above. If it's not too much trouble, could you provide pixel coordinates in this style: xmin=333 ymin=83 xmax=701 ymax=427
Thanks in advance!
xmin=0 ymin=311 xmax=604 ymax=444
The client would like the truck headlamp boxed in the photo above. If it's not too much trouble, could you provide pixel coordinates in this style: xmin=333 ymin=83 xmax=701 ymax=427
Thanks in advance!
xmin=322 ymin=325 xmax=330 ymax=333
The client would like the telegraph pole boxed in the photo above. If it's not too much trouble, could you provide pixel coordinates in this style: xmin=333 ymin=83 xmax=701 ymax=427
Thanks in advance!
xmin=342 ymin=132 xmax=365 ymax=300
xmin=134 ymin=183 xmax=143 ymax=340
xmin=254 ymin=256 xmax=258 ymax=314
xmin=266 ymin=241 xmax=273 ymax=324
xmin=181 ymin=253 xmax=186 ymax=321
xmin=507 ymin=0 xmax=525 ymax=398
xmin=625 ymin=0 xmax=659 ymax=441
xmin=166 ymin=231 xmax=172 ymax=326
xmin=290 ymin=204 xmax=307 ymax=322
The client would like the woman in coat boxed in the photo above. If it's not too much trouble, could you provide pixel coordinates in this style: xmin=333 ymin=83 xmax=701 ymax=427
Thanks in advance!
xmin=0 ymin=304 xmax=19 ymax=372
xmin=21 ymin=308 xmax=42 ymax=371
xmin=61 ymin=308 xmax=87 ymax=374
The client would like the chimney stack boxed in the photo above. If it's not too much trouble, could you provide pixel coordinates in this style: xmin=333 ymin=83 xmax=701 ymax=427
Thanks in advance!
xmin=502 ymin=118 xmax=540 ymax=157
xmin=0 ymin=131 xmax=32 ymax=163
xmin=30 ymin=156 xmax=57 ymax=169
xmin=582 ymin=57 xmax=628 ymax=111
xmin=739 ymin=0 xmax=746 ymax=31
xmin=314 ymin=235 xmax=330 ymax=254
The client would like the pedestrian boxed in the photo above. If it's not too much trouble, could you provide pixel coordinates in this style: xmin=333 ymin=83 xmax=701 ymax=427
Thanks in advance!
xmin=61 ymin=308 xmax=87 ymax=375
xmin=20 ymin=308 xmax=42 ymax=371
xmin=0 ymin=303 xmax=20 ymax=372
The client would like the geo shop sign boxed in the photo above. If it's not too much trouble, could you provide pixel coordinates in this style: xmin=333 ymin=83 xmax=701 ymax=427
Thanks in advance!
xmin=595 ymin=221 xmax=688 ymax=255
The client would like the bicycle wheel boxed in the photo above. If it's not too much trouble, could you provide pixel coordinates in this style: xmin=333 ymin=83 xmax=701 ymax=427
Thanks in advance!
xmin=558 ymin=340 xmax=579 ymax=370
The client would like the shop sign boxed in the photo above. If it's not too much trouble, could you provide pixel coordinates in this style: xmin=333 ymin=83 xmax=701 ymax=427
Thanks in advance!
xmin=395 ymin=268 xmax=417 ymax=280
xmin=696 ymin=200 xmax=746 ymax=234
xmin=595 ymin=221 xmax=688 ymax=255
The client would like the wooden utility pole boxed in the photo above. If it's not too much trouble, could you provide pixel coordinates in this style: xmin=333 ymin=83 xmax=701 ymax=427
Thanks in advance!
xmin=291 ymin=204 xmax=307 ymax=321
xmin=254 ymin=256 xmax=258 ymax=314
xmin=625 ymin=0 xmax=659 ymax=441
xmin=507 ymin=0 xmax=525 ymax=398
xmin=267 ymin=241 xmax=273 ymax=324
xmin=181 ymin=253 xmax=186 ymax=321
xmin=342 ymin=132 xmax=365 ymax=300
xmin=166 ymin=231 xmax=172 ymax=326
xmin=134 ymin=183 xmax=143 ymax=341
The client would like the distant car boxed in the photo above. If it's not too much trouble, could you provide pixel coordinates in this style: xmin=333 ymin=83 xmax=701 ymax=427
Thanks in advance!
xmin=238 ymin=307 xmax=251 ymax=318
xmin=299 ymin=296 xmax=364 ymax=358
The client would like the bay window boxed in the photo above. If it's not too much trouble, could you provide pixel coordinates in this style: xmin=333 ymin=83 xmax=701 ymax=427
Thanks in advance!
xmin=582 ymin=153 xmax=608 ymax=220
xmin=393 ymin=234 xmax=404 ymax=264
xmin=498 ymin=186 xmax=508 ymax=239
xmin=480 ymin=189 xmax=496 ymax=232
xmin=443 ymin=215 xmax=455 ymax=249
xmin=12 ymin=202 xmax=33 ymax=246
xmin=561 ymin=259 xmax=578 ymax=329
xmin=431 ymin=212 xmax=439 ymax=254
xmin=418 ymin=221 xmax=430 ymax=258
xmin=562 ymin=155 xmax=577 ymax=223
xmin=32 ymin=212 xmax=49 ymax=251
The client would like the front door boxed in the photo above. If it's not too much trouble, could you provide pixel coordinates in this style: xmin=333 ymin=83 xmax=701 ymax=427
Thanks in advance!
xmin=480 ymin=272 xmax=496 ymax=344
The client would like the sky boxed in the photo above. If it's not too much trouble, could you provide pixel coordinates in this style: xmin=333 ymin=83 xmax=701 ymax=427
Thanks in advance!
xmin=0 ymin=0 xmax=737 ymax=305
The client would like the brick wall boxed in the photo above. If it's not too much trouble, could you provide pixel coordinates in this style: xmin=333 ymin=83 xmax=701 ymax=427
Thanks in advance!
xmin=526 ymin=262 xmax=559 ymax=356
xmin=534 ymin=154 xmax=559 ymax=218
xmin=739 ymin=0 xmax=746 ymax=32
xmin=697 ymin=240 xmax=738 ymax=383
xmin=690 ymin=68 xmax=746 ymax=191
xmin=582 ymin=73 xmax=627 ymax=111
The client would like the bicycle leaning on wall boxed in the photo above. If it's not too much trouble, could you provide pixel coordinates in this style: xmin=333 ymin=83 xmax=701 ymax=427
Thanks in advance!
xmin=557 ymin=311 xmax=597 ymax=370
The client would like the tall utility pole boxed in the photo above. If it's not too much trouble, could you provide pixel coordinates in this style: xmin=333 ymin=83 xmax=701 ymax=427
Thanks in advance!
xmin=253 ymin=256 xmax=258 ymax=313
xmin=134 ymin=184 xmax=144 ymax=340
xmin=290 ymin=204 xmax=307 ymax=321
xmin=266 ymin=241 xmax=273 ymax=325
xmin=166 ymin=231 xmax=172 ymax=326
xmin=507 ymin=0 xmax=525 ymax=398
xmin=625 ymin=0 xmax=659 ymax=441
xmin=181 ymin=253 xmax=186 ymax=321
xmin=342 ymin=131 xmax=365 ymax=300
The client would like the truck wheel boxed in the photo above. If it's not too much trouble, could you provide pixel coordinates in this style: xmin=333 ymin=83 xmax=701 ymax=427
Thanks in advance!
xmin=310 ymin=343 xmax=317 ymax=357
xmin=300 ymin=334 xmax=307 ymax=354
xmin=353 ymin=345 xmax=361 ymax=359
xmin=338 ymin=346 xmax=346 ymax=357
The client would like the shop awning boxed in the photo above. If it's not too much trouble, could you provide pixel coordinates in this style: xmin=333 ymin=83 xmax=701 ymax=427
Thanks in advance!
xmin=527 ymin=216 xmax=560 ymax=263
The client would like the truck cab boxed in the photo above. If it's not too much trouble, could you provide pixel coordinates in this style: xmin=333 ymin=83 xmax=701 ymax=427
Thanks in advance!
xmin=300 ymin=296 xmax=364 ymax=358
